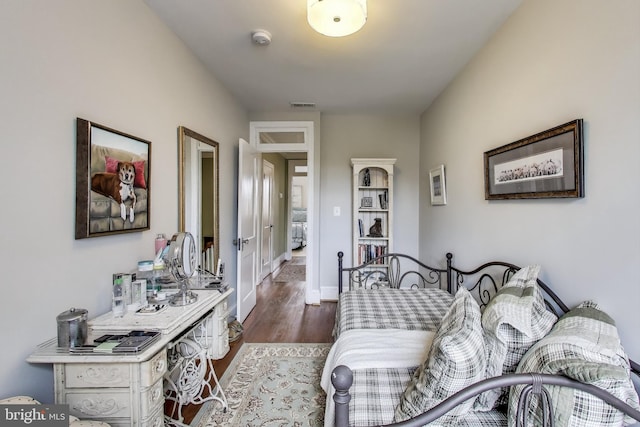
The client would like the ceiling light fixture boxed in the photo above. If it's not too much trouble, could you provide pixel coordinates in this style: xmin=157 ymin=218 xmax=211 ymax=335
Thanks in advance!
xmin=307 ymin=0 xmax=367 ymax=37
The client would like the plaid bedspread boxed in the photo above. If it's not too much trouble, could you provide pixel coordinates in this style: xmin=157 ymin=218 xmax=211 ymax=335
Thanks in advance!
xmin=333 ymin=288 xmax=454 ymax=338
xmin=348 ymin=368 xmax=507 ymax=427
xmin=331 ymin=289 xmax=510 ymax=426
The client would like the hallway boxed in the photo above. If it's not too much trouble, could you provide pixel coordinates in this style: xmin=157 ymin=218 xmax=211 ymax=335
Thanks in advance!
xmin=214 ymin=256 xmax=336 ymax=373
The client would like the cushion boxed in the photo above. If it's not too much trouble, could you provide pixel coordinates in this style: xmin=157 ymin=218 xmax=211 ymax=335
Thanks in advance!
xmin=394 ymin=287 xmax=485 ymax=420
xmin=508 ymin=301 xmax=640 ymax=427
xmin=0 ymin=395 xmax=41 ymax=404
xmin=105 ymin=156 xmax=147 ymax=188
xmin=475 ymin=265 xmax=558 ymax=410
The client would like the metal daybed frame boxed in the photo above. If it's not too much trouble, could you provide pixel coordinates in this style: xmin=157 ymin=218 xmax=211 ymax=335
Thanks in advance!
xmin=332 ymin=251 xmax=640 ymax=427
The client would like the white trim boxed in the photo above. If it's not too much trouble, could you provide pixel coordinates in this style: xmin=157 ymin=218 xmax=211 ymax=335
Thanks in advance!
xmin=320 ymin=285 xmax=339 ymax=301
xmin=249 ymin=121 xmax=319 ymax=305
xmin=250 ymin=121 xmax=312 ymax=152
xmin=259 ymin=159 xmax=275 ymax=283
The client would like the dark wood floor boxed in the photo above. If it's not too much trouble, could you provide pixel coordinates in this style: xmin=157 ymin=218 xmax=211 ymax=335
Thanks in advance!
xmin=168 ymin=256 xmax=337 ymax=424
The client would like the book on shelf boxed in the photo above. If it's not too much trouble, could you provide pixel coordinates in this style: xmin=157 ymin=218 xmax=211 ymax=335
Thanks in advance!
xmin=358 ymin=219 xmax=364 ymax=237
xmin=357 ymin=243 xmax=388 ymax=265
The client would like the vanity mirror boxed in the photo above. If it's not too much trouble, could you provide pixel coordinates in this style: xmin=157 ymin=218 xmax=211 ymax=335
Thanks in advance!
xmin=178 ymin=126 xmax=219 ymax=274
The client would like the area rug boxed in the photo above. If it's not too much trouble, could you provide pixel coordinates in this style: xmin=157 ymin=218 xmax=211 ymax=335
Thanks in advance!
xmin=272 ymin=263 xmax=306 ymax=282
xmin=198 ymin=343 xmax=331 ymax=427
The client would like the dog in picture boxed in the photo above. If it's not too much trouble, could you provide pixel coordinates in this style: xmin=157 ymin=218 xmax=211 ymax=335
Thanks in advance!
xmin=91 ymin=161 xmax=137 ymax=222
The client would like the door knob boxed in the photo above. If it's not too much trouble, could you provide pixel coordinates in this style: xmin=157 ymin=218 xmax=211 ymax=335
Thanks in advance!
xmin=234 ymin=238 xmax=250 ymax=250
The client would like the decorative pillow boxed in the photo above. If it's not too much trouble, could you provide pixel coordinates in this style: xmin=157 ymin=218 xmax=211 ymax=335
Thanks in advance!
xmin=105 ymin=155 xmax=147 ymax=189
xmin=0 ymin=396 xmax=41 ymax=404
xmin=475 ymin=265 xmax=558 ymax=410
xmin=508 ymin=301 xmax=640 ymax=427
xmin=394 ymin=287 xmax=485 ymax=420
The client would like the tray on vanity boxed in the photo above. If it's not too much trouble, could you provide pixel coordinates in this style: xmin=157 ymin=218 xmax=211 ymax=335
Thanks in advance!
xmin=69 ymin=330 xmax=161 ymax=354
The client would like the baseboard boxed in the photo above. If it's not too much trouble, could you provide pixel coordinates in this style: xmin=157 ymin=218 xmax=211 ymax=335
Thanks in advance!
xmin=307 ymin=288 xmax=321 ymax=305
xmin=320 ymin=286 xmax=338 ymax=301
xmin=272 ymin=253 xmax=286 ymax=271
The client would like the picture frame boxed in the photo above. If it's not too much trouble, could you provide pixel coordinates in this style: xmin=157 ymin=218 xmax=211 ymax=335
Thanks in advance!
xmin=75 ymin=118 xmax=151 ymax=239
xmin=360 ymin=196 xmax=373 ymax=208
xmin=484 ymin=119 xmax=583 ymax=200
xmin=429 ymin=165 xmax=447 ymax=206
xmin=216 ymin=260 xmax=225 ymax=278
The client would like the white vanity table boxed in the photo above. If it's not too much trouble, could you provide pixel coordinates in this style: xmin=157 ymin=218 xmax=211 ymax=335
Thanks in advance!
xmin=27 ymin=288 xmax=233 ymax=427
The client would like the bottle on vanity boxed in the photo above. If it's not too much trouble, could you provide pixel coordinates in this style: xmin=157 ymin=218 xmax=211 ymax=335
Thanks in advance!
xmin=155 ymin=233 xmax=167 ymax=256
xmin=112 ymin=275 xmax=127 ymax=317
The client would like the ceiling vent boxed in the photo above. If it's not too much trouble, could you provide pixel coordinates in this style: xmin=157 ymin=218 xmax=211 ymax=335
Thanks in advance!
xmin=290 ymin=102 xmax=317 ymax=109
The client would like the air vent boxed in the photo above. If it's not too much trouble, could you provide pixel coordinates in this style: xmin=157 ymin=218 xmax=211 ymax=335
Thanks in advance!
xmin=290 ymin=102 xmax=316 ymax=109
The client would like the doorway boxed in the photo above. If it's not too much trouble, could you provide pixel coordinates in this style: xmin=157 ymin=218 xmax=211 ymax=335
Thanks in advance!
xmin=249 ymin=121 xmax=318 ymax=305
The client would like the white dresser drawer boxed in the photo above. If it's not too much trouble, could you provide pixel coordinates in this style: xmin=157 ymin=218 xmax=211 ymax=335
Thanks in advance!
xmin=209 ymin=335 xmax=229 ymax=360
xmin=140 ymin=349 xmax=167 ymax=387
xmin=214 ymin=299 xmax=228 ymax=317
xmin=141 ymin=406 xmax=165 ymax=427
xmin=140 ymin=378 xmax=164 ymax=416
xmin=65 ymin=364 xmax=130 ymax=388
xmin=217 ymin=313 xmax=229 ymax=337
xmin=196 ymin=309 xmax=228 ymax=338
xmin=66 ymin=390 xmax=130 ymax=418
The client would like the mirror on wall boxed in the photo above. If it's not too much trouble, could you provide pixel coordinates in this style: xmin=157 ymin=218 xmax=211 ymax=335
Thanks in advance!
xmin=178 ymin=126 xmax=219 ymax=274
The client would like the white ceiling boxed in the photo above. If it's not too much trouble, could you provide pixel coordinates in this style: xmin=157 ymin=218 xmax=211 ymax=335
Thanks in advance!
xmin=145 ymin=0 xmax=523 ymax=114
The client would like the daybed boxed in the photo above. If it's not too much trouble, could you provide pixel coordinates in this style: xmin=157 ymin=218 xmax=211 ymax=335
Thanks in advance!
xmin=322 ymin=252 xmax=640 ymax=427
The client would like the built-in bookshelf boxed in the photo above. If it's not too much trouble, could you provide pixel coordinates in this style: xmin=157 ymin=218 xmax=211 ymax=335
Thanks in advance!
xmin=351 ymin=158 xmax=395 ymax=269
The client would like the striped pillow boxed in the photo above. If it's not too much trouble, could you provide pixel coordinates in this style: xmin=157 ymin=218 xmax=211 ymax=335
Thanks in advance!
xmin=394 ymin=287 xmax=485 ymax=420
xmin=508 ymin=301 xmax=640 ymax=427
xmin=476 ymin=265 xmax=558 ymax=410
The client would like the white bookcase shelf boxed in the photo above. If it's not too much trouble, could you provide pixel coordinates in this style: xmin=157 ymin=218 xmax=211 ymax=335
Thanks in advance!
xmin=351 ymin=158 xmax=396 ymax=268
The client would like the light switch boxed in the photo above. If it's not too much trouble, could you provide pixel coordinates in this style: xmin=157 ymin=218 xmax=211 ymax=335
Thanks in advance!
xmin=333 ymin=206 xmax=341 ymax=216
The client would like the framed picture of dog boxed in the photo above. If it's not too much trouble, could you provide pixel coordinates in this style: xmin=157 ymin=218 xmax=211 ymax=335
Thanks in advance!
xmin=484 ymin=119 xmax=584 ymax=200
xmin=75 ymin=118 xmax=151 ymax=239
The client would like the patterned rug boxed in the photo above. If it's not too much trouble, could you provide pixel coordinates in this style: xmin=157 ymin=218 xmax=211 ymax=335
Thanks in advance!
xmin=272 ymin=263 xmax=306 ymax=282
xmin=198 ymin=343 xmax=330 ymax=427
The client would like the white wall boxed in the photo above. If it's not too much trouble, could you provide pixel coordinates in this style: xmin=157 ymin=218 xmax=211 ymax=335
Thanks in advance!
xmin=0 ymin=0 xmax=248 ymax=401
xmin=419 ymin=0 xmax=639 ymax=359
xmin=320 ymin=114 xmax=421 ymax=298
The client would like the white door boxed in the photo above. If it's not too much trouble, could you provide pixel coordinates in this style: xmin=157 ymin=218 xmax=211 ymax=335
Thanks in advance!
xmin=236 ymin=138 xmax=260 ymax=323
xmin=260 ymin=160 xmax=274 ymax=282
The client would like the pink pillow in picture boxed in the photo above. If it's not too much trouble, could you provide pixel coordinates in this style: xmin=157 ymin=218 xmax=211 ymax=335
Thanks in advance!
xmin=131 ymin=160 xmax=146 ymax=189
xmin=105 ymin=156 xmax=147 ymax=189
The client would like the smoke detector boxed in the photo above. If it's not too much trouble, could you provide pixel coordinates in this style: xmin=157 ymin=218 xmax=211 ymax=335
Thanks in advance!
xmin=251 ymin=30 xmax=272 ymax=46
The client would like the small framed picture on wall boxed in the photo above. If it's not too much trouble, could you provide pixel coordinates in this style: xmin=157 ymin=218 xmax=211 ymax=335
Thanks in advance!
xmin=429 ymin=165 xmax=447 ymax=206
